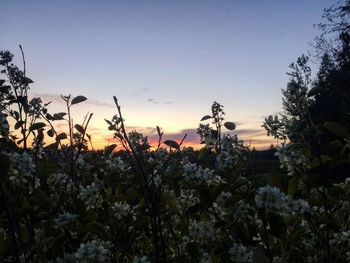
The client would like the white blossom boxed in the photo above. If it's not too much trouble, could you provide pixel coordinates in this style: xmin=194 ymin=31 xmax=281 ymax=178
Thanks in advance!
xmin=228 ymin=243 xmax=251 ymax=263
xmin=255 ymin=186 xmax=285 ymax=210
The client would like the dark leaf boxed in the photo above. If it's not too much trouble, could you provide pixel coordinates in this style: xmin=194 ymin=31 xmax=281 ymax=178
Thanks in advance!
xmin=156 ymin=125 xmax=161 ymax=136
xmin=13 ymin=111 xmax=19 ymax=120
xmin=71 ymin=95 xmax=87 ymax=105
xmin=324 ymin=121 xmax=349 ymax=138
xmin=14 ymin=121 xmax=25 ymax=130
xmin=164 ymin=140 xmax=179 ymax=149
xmin=75 ymin=124 xmax=85 ymax=134
xmin=46 ymin=113 xmax=53 ymax=120
xmin=224 ymin=121 xmax=236 ymax=130
xmin=29 ymin=122 xmax=46 ymax=131
xmin=47 ymin=128 xmax=54 ymax=137
xmin=56 ymin=133 xmax=67 ymax=141
xmin=113 ymin=96 xmax=118 ymax=106
xmin=288 ymin=176 xmax=299 ymax=196
xmin=53 ymin=112 xmax=66 ymax=120
xmin=105 ymin=119 xmax=113 ymax=126
xmin=105 ymin=144 xmax=117 ymax=155
xmin=22 ymin=76 xmax=34 ymax=84
xmin=0 ymin=79 xmax=5 ymax=86
xmin=200 ymin=115 xmax=211 ymax=121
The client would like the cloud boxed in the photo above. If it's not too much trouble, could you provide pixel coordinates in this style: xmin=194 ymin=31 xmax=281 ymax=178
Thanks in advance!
xmin=147 ymin=98 xmax=172 ymax=105
xmin=235 ymin=128 xmax=267 ymax=137
xmin=147 ymin=98 xmax=159 ymax=104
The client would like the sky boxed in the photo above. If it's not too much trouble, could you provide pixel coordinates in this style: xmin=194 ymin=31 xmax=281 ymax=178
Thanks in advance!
xmin=1 ymin=0 xmax=335 ymax=149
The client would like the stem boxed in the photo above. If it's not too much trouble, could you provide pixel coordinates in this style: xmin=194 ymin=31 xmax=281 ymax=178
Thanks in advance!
xmin=262 ymin=214 xmax=273 ymax=263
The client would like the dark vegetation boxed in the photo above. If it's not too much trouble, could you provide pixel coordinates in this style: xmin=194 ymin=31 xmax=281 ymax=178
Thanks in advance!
xmin=0 ymin=1 xmax=350 ymax=262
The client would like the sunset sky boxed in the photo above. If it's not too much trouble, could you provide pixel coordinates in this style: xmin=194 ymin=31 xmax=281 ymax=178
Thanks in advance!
xmin=1 ymin=0 xmax=334 ymax=149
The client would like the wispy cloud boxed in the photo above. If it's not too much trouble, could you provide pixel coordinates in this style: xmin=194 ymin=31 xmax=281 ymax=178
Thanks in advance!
xmin=147 ymin=98 xmax=172 ymax=105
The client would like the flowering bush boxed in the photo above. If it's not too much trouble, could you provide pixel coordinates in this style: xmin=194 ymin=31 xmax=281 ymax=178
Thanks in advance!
xmin=1 ymin=2 xmax=350 ymax=259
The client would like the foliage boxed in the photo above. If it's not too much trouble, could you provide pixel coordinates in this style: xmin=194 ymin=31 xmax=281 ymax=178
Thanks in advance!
xmin=0 ymin=2 xmax=350 ymax=262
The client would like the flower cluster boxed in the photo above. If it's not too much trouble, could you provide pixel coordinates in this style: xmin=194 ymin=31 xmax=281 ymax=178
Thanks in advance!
xmin=275 ymin=144 xmax=309 ymax=176
xmin=255 ymin=186 xmax=286 ymax=210
xmin=228 ymin=243 xmax=251 ymax=263
xmin=78 ymin=179 xmax=104 ymax=210
xmin=111 ymin=201 xmax=135 ymax=220
xmin=182 ymin=161 xmax=224 ymax=185
xmin=8 ymin=152 xmax=38 ymax=192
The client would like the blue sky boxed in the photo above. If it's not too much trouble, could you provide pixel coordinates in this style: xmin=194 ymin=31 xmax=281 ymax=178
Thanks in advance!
xmin=1 ymin=0 xmax=334 ymax=148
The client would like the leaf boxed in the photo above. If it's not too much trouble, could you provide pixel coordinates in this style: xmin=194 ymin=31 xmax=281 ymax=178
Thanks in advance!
xmin=46 ymin=113 xmax=53 ymax=120
xmin=113 ymin=96 xmax=118 ymax=106
xmin=13 ymin=111 xmax=19 ymax=120
xmin=75 ymin=124 xmax=85 ymax=134
xmin=56 ymin=133 xmax=67 ymax=141
xmin=324 ymin=121 xmax=349 ymax=138
xmin=0 ymin=79 xmax=5 ymax=86
xmin=105 ymin=119 xmax=113 ymax=126
xmin=71 ymin=95 xmax=87 ymax=105
xmin=14 ymin=120 xmax=25 ymax=130
xmin=268 ymin=212 xmax=286 ymax=238
xmin=53 ymin=112 xmax=66 ymax=120
xmin=288 ymin=176 xmax=299 ymax=196
xmin=224 ymin=121 xmax=236 ymax=130
xmin=164 ymin=140 xmax=179 ymax=149
xmin=252 ymin=244 xmax=269 ymax=263
xmin=200 ymin=115 xmax=211 ymax=121
xmin=105 ymin=144 xmax=117 ymax=155
xmin=156 ymin=125 xmax=161 ymax=136
xmin=22 ymin=76 xmax=34 ymax=84
xmin=29 ymin=122 xmax=46 ymax=131
xmin=47 ymin=128 xmax=54 ymax=137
